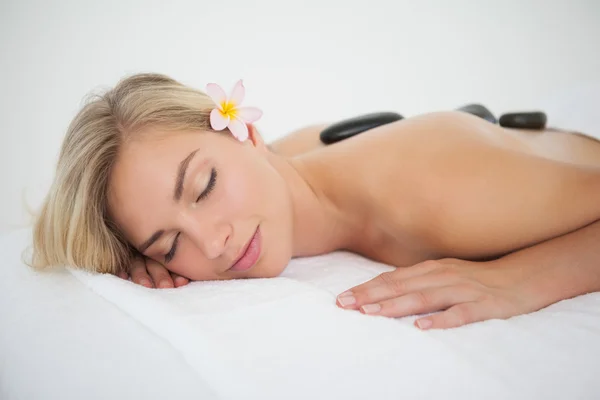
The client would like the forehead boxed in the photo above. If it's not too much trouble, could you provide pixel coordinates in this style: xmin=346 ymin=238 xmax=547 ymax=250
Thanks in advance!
xmin=113 ymin=130 xmax=212 ymax=195
xmin=124 ymin=127 xmax=224 ymax=159
xmin=115 ymin=127 xmax=239 ymax=177
xmin=107 ymin=129 xmax=221 ymax=242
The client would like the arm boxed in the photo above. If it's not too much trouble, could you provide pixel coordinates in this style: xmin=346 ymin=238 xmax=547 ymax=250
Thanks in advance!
xmin=494 ymin=217 xmax=600 ymax=310
xmin=338 ymin=216 xmax=600 ymax=329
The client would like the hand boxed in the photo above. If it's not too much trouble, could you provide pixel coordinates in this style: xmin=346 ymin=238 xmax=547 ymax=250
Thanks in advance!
xmin=336 ymin=258 xmax=548 ymax=330
xmin=117 ymin=256 xmax=190 ymax=289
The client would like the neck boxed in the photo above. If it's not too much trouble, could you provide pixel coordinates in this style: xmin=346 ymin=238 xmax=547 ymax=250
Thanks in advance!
xmin=265 ymin=152 xmax=354 ymax=257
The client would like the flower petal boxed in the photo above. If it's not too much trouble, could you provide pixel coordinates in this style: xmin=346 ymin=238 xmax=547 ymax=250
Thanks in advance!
xmin=229 ymin=79 xmax=245 ymax=105
xmin=227 ymin=117 xmax=249 ymax=141
xmin=206 ymin=83 xmax=227 ymax=107
xmin=236 ymin=107 xmax=263 ymax=123
xmin=210 ymin=108 xmax=230 ymax=131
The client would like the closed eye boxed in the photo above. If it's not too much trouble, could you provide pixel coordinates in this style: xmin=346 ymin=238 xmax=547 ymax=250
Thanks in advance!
xmin=164 ymin=232 xmax=180 ymax=264
xmin=197 ymin=168 xmax=217 ymax=202
xmin=163 ymin=168 xmax=217 ymax=264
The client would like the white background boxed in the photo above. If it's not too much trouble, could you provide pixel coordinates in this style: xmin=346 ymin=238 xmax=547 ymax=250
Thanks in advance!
xmin=1 ymin=0 xmax=599 ymax=234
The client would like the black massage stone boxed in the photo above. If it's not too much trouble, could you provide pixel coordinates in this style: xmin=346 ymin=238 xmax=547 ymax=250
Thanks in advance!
xmin=319 ymin=112 xmax=404 ymax=144
xmin=499 ymin=112 xmax=547 ymax=130
xmin=456 ymin=103 xmax=497 ymax=124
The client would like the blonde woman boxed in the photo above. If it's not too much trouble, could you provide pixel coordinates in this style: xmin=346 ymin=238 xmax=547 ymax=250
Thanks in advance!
xmin=32 ymin=73 xmax=600 ymax=330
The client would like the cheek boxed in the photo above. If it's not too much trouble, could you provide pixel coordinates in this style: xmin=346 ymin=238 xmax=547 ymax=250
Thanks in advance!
xmin=222 ymin=161 xmax=268 ymax=215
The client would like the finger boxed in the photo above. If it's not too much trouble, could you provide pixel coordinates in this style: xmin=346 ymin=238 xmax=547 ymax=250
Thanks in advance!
xmin=336 ymin=261 xmax=454 ymax=310
xmin=415 ymin=302 xmax=485 ymax=330
xmin=129 ymin=257 xmax=154 ymax=288
xmin=341 ymin=271 xmax=464 ymax=310
xmin=359 ymin=285 xmax=476 ymax=319
xmin=117 ymin=270 xmax=129 ymax=280
xmin=338 ymin=260 xmax=443 ymax=300
xmin=146 ymin=258 xmax=174 ymax=289
xmin=170 ymin=272 xmax=190 ymax=288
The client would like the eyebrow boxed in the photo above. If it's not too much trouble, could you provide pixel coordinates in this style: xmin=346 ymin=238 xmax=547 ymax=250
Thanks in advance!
xmin=174 ymin=149 xmax=200 ymax=201
xmin=136 ymin=148 xmax=200 ymax=253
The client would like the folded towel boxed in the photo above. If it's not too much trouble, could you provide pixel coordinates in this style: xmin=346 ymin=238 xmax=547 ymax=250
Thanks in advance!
xmin=71 ymin=251 xmax=600 ymax=400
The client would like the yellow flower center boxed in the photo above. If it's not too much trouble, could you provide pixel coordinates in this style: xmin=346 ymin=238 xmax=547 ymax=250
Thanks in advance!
xmin=220 ymin=101 xmax=238 ymax=119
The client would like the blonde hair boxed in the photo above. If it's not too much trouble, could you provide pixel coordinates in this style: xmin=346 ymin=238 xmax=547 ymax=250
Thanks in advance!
xmin=31 ymin=73 xmax=215 ymax=274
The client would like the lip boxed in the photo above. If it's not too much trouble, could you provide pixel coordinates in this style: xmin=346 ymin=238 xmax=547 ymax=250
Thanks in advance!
xmin=229 ymin=226 xmax=261 ymax=272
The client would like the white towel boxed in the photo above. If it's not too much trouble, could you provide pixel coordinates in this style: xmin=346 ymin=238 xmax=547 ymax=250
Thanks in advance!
xmin=71 ymin=251 xmax=600 ymax=400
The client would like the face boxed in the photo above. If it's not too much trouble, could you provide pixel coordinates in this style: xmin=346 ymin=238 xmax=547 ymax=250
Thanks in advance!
xmin=108 ymin=127 xmax=294 ymax=281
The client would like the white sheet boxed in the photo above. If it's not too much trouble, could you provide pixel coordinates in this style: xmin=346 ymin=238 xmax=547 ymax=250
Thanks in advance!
xmin=0 ymin=229 xmax=217 ymax=400
xmin=2 ymin=228 xmax=600 ymax=400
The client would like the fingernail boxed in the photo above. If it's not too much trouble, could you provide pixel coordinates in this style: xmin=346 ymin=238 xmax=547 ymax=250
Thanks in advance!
xmin=174 ymin=277 xmax=187 ymax=287
xmin=416 ymin=319 xmax=432 ymax=330
xmin=337 ymin=295 xmax=356 ymax=307
xmin=360 ymin=304 xmax=381 ymax=314
xmin=158 ymin=280 xmax=173 ymax=289
xmin=139 ymin=278 xmax=153 ymax=288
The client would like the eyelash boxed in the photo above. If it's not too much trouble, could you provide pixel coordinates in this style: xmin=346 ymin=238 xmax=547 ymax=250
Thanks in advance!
xmin=164 ymin=233 xmax=180 ymax=264
xmin=164 ymin=168 xmax=218 ymax=264
xmin=196 ymin=168 xmax=217 ymax=202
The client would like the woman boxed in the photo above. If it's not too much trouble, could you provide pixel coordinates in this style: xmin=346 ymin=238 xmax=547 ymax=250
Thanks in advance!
xmin=32 ymin=73 xmax=600 ymax=330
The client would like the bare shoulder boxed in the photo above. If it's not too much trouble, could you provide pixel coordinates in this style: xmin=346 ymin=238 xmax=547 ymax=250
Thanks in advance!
xmin=312 ymin=111 xmax=499 ymax=160
xmin=299 ymin=111 xmax=600 ymax=262
xmin=299 ymin=111 xmax=493 ymax=191
xmin=297 ymin=111 xmax=486 ymax=232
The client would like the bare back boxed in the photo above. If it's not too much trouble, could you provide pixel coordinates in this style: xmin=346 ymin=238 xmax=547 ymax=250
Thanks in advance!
xmin=296 ymin=111 xmax=600 ymax=268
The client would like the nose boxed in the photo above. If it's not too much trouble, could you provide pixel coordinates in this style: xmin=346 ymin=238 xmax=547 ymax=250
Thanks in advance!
xmin=179 ymin=212 xmax=231 ymax=260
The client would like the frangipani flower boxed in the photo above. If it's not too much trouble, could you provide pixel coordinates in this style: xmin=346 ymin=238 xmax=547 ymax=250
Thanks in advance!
xmin=206 ymin=79 xmax=263 ymax=141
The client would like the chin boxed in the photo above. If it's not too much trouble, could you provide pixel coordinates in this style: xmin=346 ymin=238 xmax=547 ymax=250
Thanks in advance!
xmin=251 ymin=221 xmax=294 ymax=278
xmin=262 ymin=262 xmax=289 ymax=278
xmin=253 ymin=249 xmax=292 ymax=278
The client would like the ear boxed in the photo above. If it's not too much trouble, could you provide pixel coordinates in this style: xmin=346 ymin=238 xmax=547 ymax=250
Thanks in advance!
xmin=247 ymin=123 xmax=268 ymax=154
